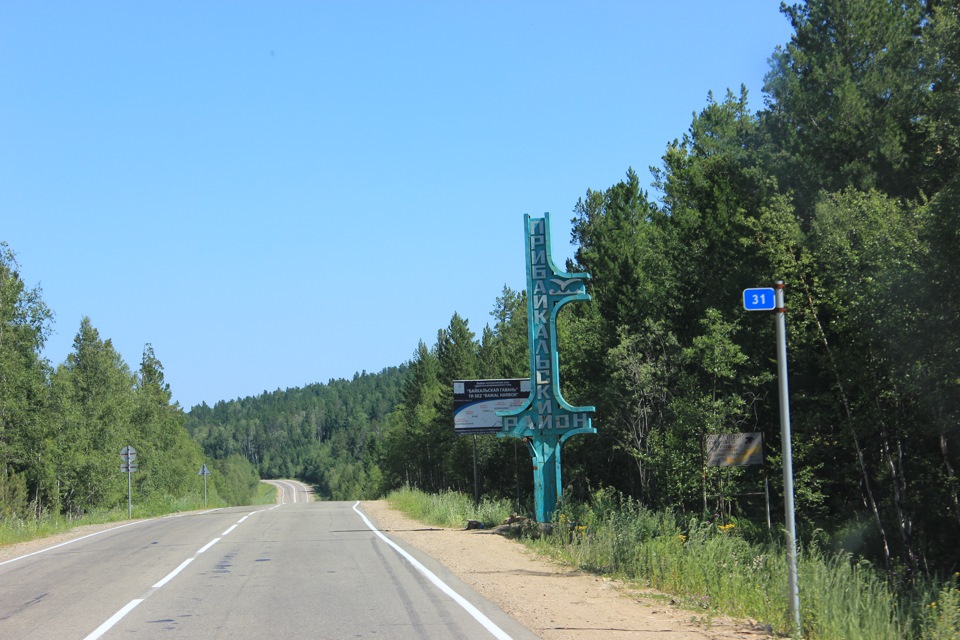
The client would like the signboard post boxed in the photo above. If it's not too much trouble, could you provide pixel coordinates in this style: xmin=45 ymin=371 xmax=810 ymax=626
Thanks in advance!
xmin=497 ymin=213 xmax=596 ymax=523
xmin=744 ymin=281 xmax=801 ymax=636
xmin=454 ymin=379 xmax=529 ymax=505
xmin=199 ymin=464 xmax=211 ymax=507
xmin=705 ymin=432 xmax=770 ymax=528
xmin=120 ymin=446 xmax=137 ymax=519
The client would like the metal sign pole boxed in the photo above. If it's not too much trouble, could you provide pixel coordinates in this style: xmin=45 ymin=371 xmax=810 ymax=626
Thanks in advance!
xmin=199 ymin=464 xmax=211 ymax=507
xmin=120 ymin=446 xmax=137 ymax=519
xmin=765 ymin=467 xmax=772 ymax=530
xmin=743 ymin=284 xmax=801 ymax=634
xmin=472 ymin=434 xmax=479 ymax=507
xmin=775 ymin=281 xmax=801 ymax=636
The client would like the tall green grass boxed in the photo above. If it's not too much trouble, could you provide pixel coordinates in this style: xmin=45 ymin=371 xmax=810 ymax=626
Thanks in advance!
xmin=0 ymin=496 xmax=212 ymax=548
xmin=922 ymin=578 xmax=960 ymax=640
xmin=253 ymin=481 xmax=285 ymax=505
xmin=385 ymin=487 xmax=960 ymax=640
xmin=385 ymin=485 xmax=513 ymax=528
xmin=0 ymin=510 xmax=116 ymax=547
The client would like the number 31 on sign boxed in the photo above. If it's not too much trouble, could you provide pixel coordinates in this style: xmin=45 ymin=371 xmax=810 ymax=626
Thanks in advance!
xmin=743 ymin=287 xmax=776 ymax=311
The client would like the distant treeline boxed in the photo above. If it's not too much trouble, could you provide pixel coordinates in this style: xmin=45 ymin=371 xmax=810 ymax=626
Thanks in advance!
xmin=186 ymin=369 xmax=406 ymax=501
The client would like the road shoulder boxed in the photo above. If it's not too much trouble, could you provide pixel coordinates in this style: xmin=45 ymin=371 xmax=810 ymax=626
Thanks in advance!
xmin=359 ymin=500 xmax=763 ymax=640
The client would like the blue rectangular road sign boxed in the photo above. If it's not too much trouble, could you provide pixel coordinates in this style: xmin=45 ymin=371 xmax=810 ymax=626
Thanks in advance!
xmin=743 ymin=287 xmax=776 ymax=311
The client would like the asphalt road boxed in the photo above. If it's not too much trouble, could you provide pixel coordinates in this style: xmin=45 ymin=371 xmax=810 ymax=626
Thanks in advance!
xmin=0 ymin=491 xmax=538 ymax=640
xmin=262 ymin=478 xmax=312 ymax=504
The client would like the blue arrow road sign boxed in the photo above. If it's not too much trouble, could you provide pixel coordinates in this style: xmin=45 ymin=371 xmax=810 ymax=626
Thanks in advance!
xmin=743 ymin=288 xmax=776 ymax=311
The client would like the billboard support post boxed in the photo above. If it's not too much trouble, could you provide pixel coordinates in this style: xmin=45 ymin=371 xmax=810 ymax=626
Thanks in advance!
xmin=472 ymin=434 xmax=479 ymax=507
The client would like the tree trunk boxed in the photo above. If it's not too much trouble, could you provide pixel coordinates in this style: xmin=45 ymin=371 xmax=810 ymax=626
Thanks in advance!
xmin=942 ymin=432 xmax=960 ymax=530
xmin=880 ymin=423 xmax=917 ymax=572
xmin=791 ymin=258 xmax=892 ymax=566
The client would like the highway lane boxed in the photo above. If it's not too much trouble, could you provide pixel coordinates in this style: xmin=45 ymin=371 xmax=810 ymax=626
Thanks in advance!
xmin=0 ymin=507 xmax=248 ymax=639
xmin=263 ymin=478 xmax=313 ymax=504
xmin=0 ymin=501 xmax=538 ymax=640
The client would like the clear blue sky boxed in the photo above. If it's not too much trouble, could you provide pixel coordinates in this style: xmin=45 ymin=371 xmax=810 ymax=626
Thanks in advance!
xmin=1 ymin=1 xmax=794 ymax=410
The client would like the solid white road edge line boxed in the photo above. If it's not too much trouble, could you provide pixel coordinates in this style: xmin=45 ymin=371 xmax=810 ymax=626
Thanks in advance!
xmin=351 ymin=501 xmax=514 ymax=640
xmin=280 ymin=480 xmax=297 ymax=503
xmin=0 ymin=520 xmax=149 ymax=567
xmin=1 ymin=508 xmax=229 ymax=568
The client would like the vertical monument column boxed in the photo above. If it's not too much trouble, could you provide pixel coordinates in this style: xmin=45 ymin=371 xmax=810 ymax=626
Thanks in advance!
xmin=498 ymin=213 xmax=596 ymax=522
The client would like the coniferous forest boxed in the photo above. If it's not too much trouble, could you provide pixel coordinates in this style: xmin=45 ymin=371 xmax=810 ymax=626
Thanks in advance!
xmin=2 ymin=0 xmax=958 ymax=582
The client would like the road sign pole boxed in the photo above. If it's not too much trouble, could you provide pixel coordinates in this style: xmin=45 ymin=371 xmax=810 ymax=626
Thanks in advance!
xmin=775 ymin=281 xmax=801 ymax=637
xmin=121 ymin=446 xmax=137 ymax=519
xmin=199 ymin=464 xmax=211 ymax=507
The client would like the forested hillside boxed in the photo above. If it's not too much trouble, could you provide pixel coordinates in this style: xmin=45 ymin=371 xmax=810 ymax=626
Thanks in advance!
xmin=185 ymin=368 xmax=405 ymax=500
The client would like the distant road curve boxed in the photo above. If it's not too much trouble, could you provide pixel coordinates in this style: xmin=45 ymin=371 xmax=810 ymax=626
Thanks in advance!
xmin=262 ymin=479 xmax=313 ymax=504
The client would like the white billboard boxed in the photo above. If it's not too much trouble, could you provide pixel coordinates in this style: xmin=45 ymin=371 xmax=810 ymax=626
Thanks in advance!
xmin=453 ymin=379 xmax=530 ymax=435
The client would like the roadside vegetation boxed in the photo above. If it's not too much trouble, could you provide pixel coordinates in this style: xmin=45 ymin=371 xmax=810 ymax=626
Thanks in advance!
xmin=387 ymin=487 xmax=960 ymax=640
xmin=385 ymin=485 xmax=514 ymax=529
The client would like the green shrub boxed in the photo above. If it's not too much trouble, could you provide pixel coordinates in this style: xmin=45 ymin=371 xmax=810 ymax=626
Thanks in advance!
xmin=922 ymin=576 xmax=960 ymax=640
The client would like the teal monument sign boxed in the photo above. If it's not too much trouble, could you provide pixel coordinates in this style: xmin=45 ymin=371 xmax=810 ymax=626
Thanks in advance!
xmin=498 ymin=213 xmax=596 ymax=522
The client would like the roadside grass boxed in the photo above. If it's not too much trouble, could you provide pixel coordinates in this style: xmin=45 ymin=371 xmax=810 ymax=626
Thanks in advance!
xmin=385 ymin=485 xmax=513 ymax=529
xmin=254 ymin=481 xmax=283 ymax=504
xmin=385 ymin=487 xmax=960 ymax=640
xmin=0 ymin=509 xmax=123 ymax=547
